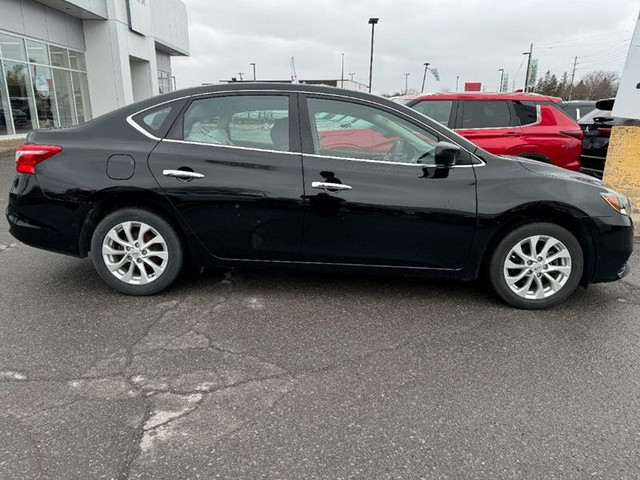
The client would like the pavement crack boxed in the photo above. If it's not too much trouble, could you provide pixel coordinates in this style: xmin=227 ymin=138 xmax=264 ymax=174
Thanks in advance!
xmin=117 ymin=398 xmax=152 ymax=480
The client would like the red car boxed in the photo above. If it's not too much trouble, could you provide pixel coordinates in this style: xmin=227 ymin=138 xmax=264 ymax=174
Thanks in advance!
xmin=406 ymin=93 xmax=583 ymax=171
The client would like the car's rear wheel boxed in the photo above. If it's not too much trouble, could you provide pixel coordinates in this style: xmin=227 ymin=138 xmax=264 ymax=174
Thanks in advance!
xmin=489 ymin=223 xmax=583 ymax=309
xmin=90 ymin=208 xmax=183 ymax=295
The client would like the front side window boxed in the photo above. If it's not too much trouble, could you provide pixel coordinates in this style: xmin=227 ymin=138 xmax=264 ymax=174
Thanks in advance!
xmin=459 ymin=100 xmax=512 ymax=129
xmin=307 ymin=97 xmax=439 ymax=165
xmin=411 ymin=100 xmax=453 ymax=126
xmin=182 ymin=95 xmax=290 ymax=151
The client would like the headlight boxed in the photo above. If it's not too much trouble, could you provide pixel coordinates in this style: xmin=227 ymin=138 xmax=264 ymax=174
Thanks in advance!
xmin=600 ymin=191 xmax=630 ymax=215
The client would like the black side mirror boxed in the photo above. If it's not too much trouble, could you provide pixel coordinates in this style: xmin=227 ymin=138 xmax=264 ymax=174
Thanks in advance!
xmin=434 ymin=141 xmax=461 ymax=167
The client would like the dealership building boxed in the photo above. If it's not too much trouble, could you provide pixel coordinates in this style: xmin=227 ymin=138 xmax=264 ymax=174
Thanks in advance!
xmin=0 ymin=0 xmax=189 ymax=137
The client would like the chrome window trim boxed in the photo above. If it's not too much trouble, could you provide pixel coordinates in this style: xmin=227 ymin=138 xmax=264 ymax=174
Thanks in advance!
xmin=126 ymin=88 xmax=485 ymax=166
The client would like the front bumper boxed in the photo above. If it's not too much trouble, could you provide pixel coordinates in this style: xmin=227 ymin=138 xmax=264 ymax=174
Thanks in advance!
xmin=589 ymin=214 xmax=634 ymax=283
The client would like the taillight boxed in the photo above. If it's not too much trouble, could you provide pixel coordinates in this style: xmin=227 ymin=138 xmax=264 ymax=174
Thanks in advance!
xmin=560 ymin=130 xmax=584 ymax=141
xmin=15 ymin=144 xmax=62 ymax=174
xmin=597 ymin=127 xmax=612 ymax=134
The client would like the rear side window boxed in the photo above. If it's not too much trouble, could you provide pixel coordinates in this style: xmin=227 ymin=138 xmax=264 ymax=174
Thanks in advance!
xmin=412 ymin=100 xmax=453 ymax=126
xmin=513 ymin=101 xmax=538 ymax=126
xmin=459 ymin=100 xmax=512 ymax=128
xmin=181 ymin=95 xmax=290 ymax=150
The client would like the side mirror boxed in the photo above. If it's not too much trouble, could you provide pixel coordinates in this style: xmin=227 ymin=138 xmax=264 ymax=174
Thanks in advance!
xmin=434 ymin=141 xmax=461 ymax=167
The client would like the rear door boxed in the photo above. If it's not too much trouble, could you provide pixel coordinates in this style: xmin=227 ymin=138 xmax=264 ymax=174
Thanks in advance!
xmin=454 ymin=100 xmax=523 ymax=155
xmin=298 ymin=94 xmax=478 ymax=270
xmin=147 ymin=93 xmax=305 ymax=261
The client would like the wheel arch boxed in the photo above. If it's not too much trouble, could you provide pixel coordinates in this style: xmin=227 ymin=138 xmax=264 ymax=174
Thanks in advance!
xmin=477 ymin=203 xmax=596 ymax=286
xmin=78 ymin=190 xmax=197 ymax=261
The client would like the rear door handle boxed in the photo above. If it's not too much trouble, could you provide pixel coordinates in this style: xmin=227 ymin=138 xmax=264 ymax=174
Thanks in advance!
xmin=163 ymin=169 xmax=205 ymax=179
xmin=312 ymin=182 xmax=352 ymax=191
xmin=504 ymin=131 xmax=519 ymax=137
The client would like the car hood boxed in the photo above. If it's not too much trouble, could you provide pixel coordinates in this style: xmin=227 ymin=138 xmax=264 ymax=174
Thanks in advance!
xmin=502 ymin=156 xmax=605 ymax=187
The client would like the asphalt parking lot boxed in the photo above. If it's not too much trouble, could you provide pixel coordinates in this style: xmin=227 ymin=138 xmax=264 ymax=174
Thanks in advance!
xmin=1 ymin=155 xmax=640 ymax=480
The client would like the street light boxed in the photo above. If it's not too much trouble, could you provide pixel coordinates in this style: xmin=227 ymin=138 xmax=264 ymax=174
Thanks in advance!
xmin=421 ymin=62 xmax=430 ymax=93
xmin=250 ymin=63 xmax=256 ymax=81
xmin=367 ymin=17 xmax=379 ymax=93
xmin=404 ymin=72 xmax=410 ymax=95
xmin=498 ymin=68 xmax=504 ymax=92
xmin=456 ymin=75 xmax=459 ymax=91
xmin=348 ymin=72 xmax=355 ymax=82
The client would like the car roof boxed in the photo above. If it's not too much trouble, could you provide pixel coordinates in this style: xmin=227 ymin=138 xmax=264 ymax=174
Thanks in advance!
xmin=411 ymin=92 xmax=562 ymax=103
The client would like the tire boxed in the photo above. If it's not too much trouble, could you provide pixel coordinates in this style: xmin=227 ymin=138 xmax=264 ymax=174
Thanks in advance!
xmin=488 ymin=223 xmax=583 ymax=309
xmin=90 ymin=208 xmax=183 ymax=295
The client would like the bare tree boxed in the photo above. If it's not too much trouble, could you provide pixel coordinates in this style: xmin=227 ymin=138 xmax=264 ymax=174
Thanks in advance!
xmin=577 ymin=70 xmax=619 ymax=100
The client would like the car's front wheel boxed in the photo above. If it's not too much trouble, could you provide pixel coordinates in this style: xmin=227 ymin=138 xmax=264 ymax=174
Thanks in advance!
xmin=90 ymin=208 xmax=183 ymax=295
xmin=489 ymin=223 xmax=583 ymax=309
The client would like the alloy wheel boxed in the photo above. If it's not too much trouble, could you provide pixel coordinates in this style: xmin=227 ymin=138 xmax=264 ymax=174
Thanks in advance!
xmin=102 ymin=221 xmax=169 ymax=285
xmin=503 ymin=235 xmax=572 ymax=300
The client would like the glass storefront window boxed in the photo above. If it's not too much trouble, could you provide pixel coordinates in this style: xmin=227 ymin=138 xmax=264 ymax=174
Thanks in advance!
xmin=71 ymin=71 xmax=91 ymax=124
xmin=0 ymin=33 xmax=27 ymax=62
xmin=26 ymin=40 xmax=49 ymax=65
xmin=3 ymin=60 xmax=37 ymax=133
xmin=69 ymin=51 xmax=86 ymax=71
xmin=52 ymin=68 xmax=76 ymax=126
xmin=0 ymin=68 xmax=9 ymax=135
xmin=30 ymin=64 xmax=58 ymax=128
xmin=49 ymin=46 xmax=69 ymax=69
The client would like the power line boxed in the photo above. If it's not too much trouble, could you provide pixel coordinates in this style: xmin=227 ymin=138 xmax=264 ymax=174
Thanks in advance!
xmin=535 ymin=29 xmax=631 ymax=46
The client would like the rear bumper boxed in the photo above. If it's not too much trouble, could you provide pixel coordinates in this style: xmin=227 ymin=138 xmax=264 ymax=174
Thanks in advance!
xmin=589 ymin=215 xmax=634 ymax=283
xmin=6 ymin=174 xmax=87 ymax=257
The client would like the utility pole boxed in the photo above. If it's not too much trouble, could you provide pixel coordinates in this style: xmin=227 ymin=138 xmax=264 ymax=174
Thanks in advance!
xmin=249 ymin=63 xmax=256 ymax=81
xmin=498 ymin=68 xmax=504 ymax=92
xmin=568 ymin=55 xmax=578 ymax=100
xmin=421 ymin=62 xmax=430 ymax=93
xmin=523 ymin=43 xmax=533 ymax=92
xmin=456 ymin=75 xmax=459 ymax=91
xmin=404 ymin=72 xmax=410 ymax=95
xmin=341 ymin=53 xmax=344 ymax=88
xmin=368 ymin=17 xmax=379 ymax=93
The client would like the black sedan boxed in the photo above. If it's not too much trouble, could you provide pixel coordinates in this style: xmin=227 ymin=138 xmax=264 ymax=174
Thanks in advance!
xmin=6 ymin=83 xmax=634 ymax=309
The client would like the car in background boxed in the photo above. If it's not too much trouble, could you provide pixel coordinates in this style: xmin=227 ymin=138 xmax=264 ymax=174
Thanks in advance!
xmin=407 ymin=92 xmax=584 ymax=171
xmin=559 ymin=100 xmax=596 ymax=121
xmin=578 ymin=98 xmax=624 ymax=179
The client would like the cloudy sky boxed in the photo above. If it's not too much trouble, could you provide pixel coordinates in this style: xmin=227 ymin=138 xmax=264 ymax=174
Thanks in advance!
xmin=172 ymin=0 xmax=638 ymax=94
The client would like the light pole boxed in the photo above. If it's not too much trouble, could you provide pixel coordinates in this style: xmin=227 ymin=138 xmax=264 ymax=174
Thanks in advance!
xmin=523 ymin=43 xmax=533 ymax=92
xmin=238 ymin=72 xmax=244 ymax=81
xmin=421 ymin=62 xmax=430 ymax=93
xmin=498 ymin=68 xmax=504 ymax=92
xmin=456 ymin=75 xmax=459 ymax=91
xmin=404 ymin=72 xmax=410 ymax=95
xmin=348 ymin=72 xmax=355 ymax=82
xmin=367 ymin=17 xmax=379 ymax=93
xmin=250 ymin=63 xmax=256 ymax=81
xmin=341 ymin=53 xmax=344 ymax=88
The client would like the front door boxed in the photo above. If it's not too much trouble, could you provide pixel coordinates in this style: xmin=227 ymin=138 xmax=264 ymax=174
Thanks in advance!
xmin=148 ymin=93 xmax=305 ymax=261
xmin=298 ymin=95 xmax=478 ymax=270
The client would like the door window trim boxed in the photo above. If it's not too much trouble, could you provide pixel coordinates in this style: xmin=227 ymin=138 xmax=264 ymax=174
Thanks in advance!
xmin=454 ymin=99 xmax=518 ymax=131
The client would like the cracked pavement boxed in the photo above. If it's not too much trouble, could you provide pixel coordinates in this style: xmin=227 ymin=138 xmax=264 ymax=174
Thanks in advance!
xmin=1 ymin=156 xmax=640 ymax=479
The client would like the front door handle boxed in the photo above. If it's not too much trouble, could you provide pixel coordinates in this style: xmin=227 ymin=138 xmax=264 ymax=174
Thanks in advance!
xmin=163 ymin=169 xmax=205 ymax=179
xmin=311 ymin=181 xmax=352 ymax=191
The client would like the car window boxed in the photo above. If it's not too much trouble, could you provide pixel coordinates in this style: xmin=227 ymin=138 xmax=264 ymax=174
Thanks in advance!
xmin=411 ymin=100 xmax=453 ymax=126
xmin=578 ymin=108 xmax=612 ymax=125
xmin=182 ymin=95 xmax=290 ymax=151
xmin=459 ymin=100 xmax=512 ymax=128
xmin=513 ymin=100 xmax=538 ymax=126
xmin=307 ymin=97 xmax=440 ymax=165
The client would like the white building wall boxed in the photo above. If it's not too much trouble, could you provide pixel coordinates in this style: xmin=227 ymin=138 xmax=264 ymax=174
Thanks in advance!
xmin=0 ymin=0 xmax=85 ymax=50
